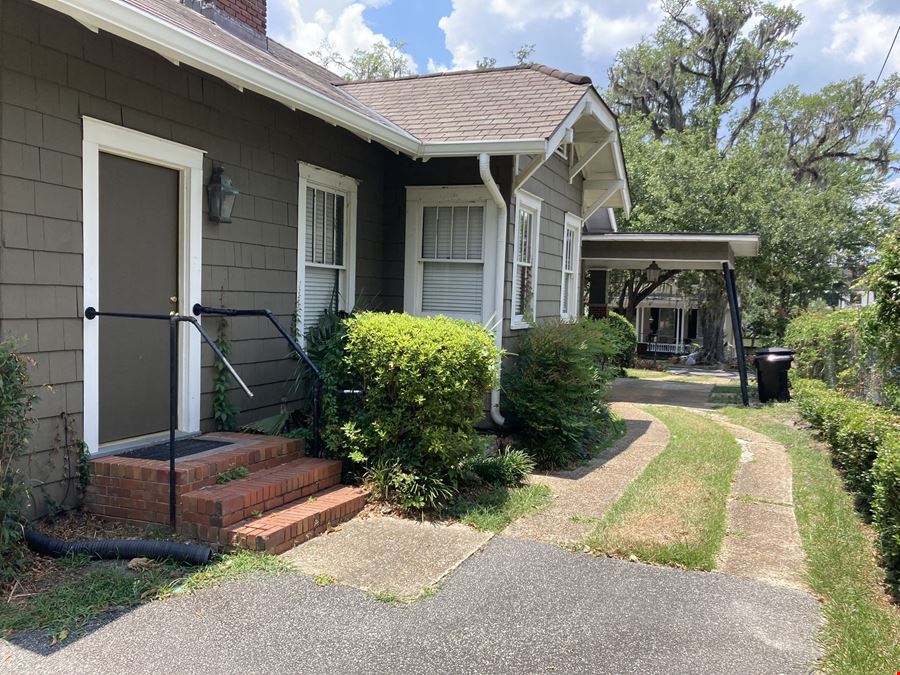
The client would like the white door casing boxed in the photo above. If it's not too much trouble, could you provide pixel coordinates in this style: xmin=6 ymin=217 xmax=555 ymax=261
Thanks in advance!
xmin=82 ymin=117 xmax=204 ymax=454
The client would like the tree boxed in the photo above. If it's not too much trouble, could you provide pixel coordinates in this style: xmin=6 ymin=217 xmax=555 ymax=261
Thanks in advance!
xmin=606 ymin=0 xmax=898 ymax=361
xmin=311 ymin=39 xmax=412 ymax=80
xmin=476 ymin=44 xmax=536 ymax=70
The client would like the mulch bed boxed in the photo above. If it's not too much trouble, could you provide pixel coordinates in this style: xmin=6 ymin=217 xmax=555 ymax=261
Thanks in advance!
xmin=2 ymin=511 xmax=176 ymax=604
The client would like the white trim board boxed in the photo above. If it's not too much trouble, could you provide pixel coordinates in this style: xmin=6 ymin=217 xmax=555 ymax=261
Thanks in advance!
xmin=296 ymin=162 xmax=358 ymax=343
xmin=510 ymin=190 xmax=543 ymax=330
xmin=82 ymin=117 xmax=204 ymax=454
xmin=403 ymin=185 xmax=498 ymax=326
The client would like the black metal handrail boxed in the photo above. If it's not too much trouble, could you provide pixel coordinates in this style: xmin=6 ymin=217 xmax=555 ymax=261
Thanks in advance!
xmin=191 ymin=304 xmax=324 ymax=456
xmin=84 ymin=307 xmax=253 ymax=530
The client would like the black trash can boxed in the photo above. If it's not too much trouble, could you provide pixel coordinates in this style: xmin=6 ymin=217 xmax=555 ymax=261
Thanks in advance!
xmin=755 ymin=347 xmax=795 ymax=403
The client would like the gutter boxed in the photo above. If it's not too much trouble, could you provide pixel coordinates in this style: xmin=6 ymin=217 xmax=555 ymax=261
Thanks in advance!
xmin=479 ymin=153 xmax=507 ymax=427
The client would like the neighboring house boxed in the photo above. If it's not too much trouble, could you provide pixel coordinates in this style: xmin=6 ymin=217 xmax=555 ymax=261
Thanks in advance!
xmin=0 ymin=0 xmax=631 ymax=515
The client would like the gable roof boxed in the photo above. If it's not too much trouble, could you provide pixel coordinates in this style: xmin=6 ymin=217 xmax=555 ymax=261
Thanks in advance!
xmin=337 ymin=65 xmax=594 ymax=144
xmin=31 ymin=0 xmax=632 ymax=212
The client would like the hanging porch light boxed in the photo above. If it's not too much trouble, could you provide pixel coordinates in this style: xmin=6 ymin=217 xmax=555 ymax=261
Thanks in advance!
xmin=645 ymin=261 xmax=661 ymax=283
xmin=207 ymin=166 xmax=239 ymax=223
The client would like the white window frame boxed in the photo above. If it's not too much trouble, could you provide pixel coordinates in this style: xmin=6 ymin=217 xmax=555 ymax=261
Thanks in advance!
xmin=404 ymin=185 xmax=498 ymax=325
xmin=560 ymin=212 xmax=583 ymax=320
xmin=511 ymin=190 xmax=542 ymax=330
xmin=82 ymin=117 xmax=204 ymax=455
xmin=296 ymin=162 xmax=358 ymax=342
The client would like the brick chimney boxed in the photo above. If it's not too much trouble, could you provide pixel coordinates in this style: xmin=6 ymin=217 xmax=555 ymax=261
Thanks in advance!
xmin=211 ymin=0 xmax=266 ymax=34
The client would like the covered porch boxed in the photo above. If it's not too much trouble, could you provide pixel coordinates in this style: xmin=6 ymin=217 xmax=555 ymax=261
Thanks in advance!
xmin=581 ymin=232 xmax=760 ymax=404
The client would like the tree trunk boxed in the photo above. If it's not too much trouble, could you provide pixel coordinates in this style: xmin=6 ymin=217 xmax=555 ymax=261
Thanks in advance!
xmin=696 ymin=271 xmax=729 ymax=364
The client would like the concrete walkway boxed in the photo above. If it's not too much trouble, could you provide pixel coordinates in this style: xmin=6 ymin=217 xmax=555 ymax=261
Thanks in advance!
xmin=505 ymin=403 xmax=668 ymax=545
xmin=2 ymin=537 xmax=821 ymax=674
xmin=282 ymin=515 xmax=491 ymax=598
xmin=708 ymin=415 xmax=808 ymax=591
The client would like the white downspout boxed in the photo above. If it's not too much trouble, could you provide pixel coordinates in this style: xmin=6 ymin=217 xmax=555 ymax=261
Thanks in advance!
xmin=479 ymin=153 xmax=507 ymax=426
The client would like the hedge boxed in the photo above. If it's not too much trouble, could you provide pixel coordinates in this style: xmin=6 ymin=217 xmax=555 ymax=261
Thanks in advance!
xmin=785 ymin=228 xmax=900 ymax=411
xmin=502 ymin=318 xmax=619 ymax=469
xmin=601 ymin=311 xmax=638 ymax=371
xmin=792 ymin=376 xmax=900 ymax=588
xmin=338 ymin=312 xmax=500 ymax=510
xmin=0 ymin=339 xmax=36 ymax=582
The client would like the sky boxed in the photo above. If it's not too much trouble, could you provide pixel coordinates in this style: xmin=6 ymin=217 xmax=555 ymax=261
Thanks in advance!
xmin=264 ymin=0 xmax=900 ymax=97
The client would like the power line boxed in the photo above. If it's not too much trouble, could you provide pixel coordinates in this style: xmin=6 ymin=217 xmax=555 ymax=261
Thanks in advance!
xmin=875 ymin=23 xmax=900 ymax=87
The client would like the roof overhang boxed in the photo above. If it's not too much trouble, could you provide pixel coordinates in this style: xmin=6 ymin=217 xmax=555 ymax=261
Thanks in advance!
xmin=32 ymin=0 xmax=429 ymax=155
xmin=542 ymin=89 xmax=632 ymax=218
xmin=30 ymin=0 xmax=610 ymax=164
xmin=581 ymin=233 xmax=760 ymax=270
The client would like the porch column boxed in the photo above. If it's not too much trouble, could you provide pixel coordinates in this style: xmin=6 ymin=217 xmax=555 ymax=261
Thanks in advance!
xmin=723 ymin=262 xmax=749 ymax=406
xmin=587 ymin=269 xmax=608 ymax=318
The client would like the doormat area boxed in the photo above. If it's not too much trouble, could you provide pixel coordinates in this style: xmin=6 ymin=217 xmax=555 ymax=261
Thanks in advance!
xmin=117 ymin=438 xmax=230 ymax=461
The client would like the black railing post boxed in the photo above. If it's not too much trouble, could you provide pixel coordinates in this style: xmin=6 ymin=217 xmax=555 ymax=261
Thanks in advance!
xmin=84 ymin=307 xmax=252 ymax=534
xmin=192 ymin=304 xmax=325 ymax=455
xmin=169 ymin=316 xmax=179 ymax=531
xmin=723 ymin=262 xmax=750 ymax=406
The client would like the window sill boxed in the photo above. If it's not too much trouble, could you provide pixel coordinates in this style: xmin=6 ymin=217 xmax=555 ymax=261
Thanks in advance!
xmin=510 ymin=319 xmax=532 ymax=331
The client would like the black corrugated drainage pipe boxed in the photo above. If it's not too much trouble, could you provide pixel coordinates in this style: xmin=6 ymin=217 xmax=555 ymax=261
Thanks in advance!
xmin=24 ymin=529 xmax=212 ymax=566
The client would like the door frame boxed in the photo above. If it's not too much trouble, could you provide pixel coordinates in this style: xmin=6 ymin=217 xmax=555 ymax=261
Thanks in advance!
xmin=82 ymin=117 xmax=205 ymax=454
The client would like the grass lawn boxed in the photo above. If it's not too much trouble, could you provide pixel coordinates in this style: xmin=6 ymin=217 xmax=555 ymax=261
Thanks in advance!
xmin=583 ymin=405 xmax=740 ymax=569
xmin=0 ymin=551 xmax=288 ymax=642
xmin=719 ymin=404 xmax=900 ymax=674
xmin=624 ymin=367 xmax=673 ymax=380
xmin=448 ymin=484 xmax=551 ymax=533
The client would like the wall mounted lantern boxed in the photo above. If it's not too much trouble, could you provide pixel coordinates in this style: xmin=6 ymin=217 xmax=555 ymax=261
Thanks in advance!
xmin=207 ymin=166 xmax=239 ymax=223
xmin=645 ymin=261 xmax=661 ymax=283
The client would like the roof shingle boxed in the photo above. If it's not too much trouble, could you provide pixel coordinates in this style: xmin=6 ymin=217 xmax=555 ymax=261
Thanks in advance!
xmin=118 ymin=1 xmax=595 ymax=147
xmin=339 ymin=65 xmax=593 ymax=143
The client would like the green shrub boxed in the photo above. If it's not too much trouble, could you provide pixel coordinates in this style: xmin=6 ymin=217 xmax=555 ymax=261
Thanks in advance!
xmin=464 ymin=446 xmax=535 ymax=487
xmin=0 ymin=339 xmax=36 ymax=582
xmin=340 ymin=312 xmax=500 ymax=510
xmin=502 ymin=319 xmax=617 ymax=470
xmin=792 ymin=377 xmax=896 ymax=509
xmin=303 ymin=309 xmax=360 ymax=452
xmin=793 ymin=376 xmax=900 ymax=589
xmin=600 ymin=311 xmax=638 ymax=370
xmin=872 ymin=436 xmax=900 ymax=590
xmin=784 ymin=309 xmax=859 ymax=384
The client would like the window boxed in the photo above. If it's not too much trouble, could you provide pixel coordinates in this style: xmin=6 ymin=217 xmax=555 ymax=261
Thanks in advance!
xmin=560 ymin=213 xmax=582 ymax=319
xmin=404 ymin=186 xmax=497 ymax=326
xmin=511 ymin=192 xmax=541 ymax=328
xmin=420 ymin=205 xmax=485 ymax=322
xmin=297 ymin=163 xmax=356 ymax=340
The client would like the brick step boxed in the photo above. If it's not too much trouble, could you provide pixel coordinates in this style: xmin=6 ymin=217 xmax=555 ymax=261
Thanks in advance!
xmin=225 ymin=484 xmax=368 ymax=554
xmin=179 ymin=457 xmax=343 ymax=532
xmin=87 ymin=433 xmax=305 ymax=526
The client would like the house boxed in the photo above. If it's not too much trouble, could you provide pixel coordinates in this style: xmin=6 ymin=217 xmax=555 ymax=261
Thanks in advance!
xmin=0 ymin=0 xmax=633 ymax=545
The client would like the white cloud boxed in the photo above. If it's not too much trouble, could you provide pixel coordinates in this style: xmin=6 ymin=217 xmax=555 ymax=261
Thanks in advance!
xmin=825 ymin=3 xmax=900 ymax=71
xmin=426 ymin=58 xmax=450 ymax=73
xmin=436 ymin=0 xmax=662 ymax=74
xmin=276 ymin=0 xmax=417 ymax=73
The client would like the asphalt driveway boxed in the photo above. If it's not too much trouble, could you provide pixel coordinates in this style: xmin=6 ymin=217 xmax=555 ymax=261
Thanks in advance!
xmin=3 ymin=537 xmax=820 ymax=674
xmin=610 ymin=377 xmax=714 ymax=408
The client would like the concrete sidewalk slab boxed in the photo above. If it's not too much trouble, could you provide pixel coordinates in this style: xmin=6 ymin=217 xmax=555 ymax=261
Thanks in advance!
xmin=505 ymin=403 xmax=668 ymax=545
xmin=281 ymin=515 xmax=491 ymax=598
xmin=709 ymin=415 xmax=808 ymax=591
